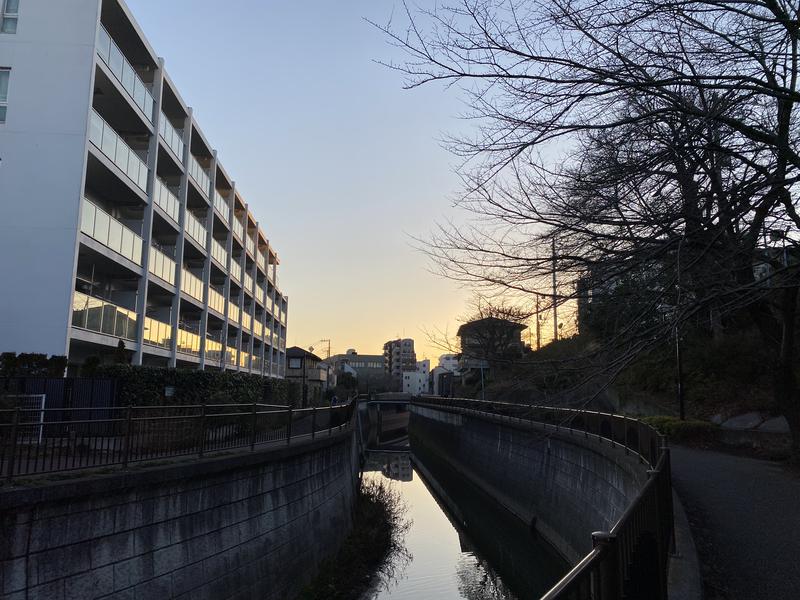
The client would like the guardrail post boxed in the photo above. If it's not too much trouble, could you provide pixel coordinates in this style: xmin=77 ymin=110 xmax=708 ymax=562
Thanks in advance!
xmin=198 ymin=403 xmax=207 ymax=458
xmin=591 ymin=531 xmax=620 ymax=600
xmin=311 ymin=406 xmax=316 ymax=440
xmin=286 ymin=406 xmax=293 ymax=445
xmin=250 ymin=402 xmax=257 ymax=451
xmin=122 ymin=405 xmax=133 ymax=469
xmin=5 ymin=407 xmax=20 ymax=484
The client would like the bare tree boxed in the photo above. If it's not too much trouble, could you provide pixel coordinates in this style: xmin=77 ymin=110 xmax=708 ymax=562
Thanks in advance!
xmin=376 ymin=0 xmax=800 ymax=448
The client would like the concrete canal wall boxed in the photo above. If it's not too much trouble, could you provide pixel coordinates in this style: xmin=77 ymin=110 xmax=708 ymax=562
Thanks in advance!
xmin=410 ymin=404 xmax=651 ymax=564
xmin=0 ymin=431 xmax=358 ymax=600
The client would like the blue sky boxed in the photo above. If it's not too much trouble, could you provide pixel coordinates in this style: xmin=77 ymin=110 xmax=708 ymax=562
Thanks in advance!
xmin=127 ymin=0 xmax=472 ymax=359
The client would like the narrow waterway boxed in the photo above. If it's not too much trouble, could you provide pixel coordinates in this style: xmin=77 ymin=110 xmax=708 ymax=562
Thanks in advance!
xmin=360 ymin=446 xmax=568 ymax=600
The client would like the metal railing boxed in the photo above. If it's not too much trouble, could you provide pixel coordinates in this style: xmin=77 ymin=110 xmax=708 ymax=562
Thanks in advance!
xmin=0 ymin=401 xmax=354 ymax=483
xmin=415 ymin=397 xmax=673 ymax=600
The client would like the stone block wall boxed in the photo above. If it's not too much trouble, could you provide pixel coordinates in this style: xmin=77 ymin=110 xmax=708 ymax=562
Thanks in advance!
xmin=0 ymin=433 xmax=358 ymax=600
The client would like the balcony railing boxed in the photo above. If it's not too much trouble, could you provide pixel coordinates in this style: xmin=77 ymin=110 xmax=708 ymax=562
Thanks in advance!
xmin=71 ymin=291 xmax=137 ymax=341
xmin=228 ymin=302 xmax=240 ymax=324
xmin=185 ymin=211 xmax=207 ymax=247
xmin=233 ymin=218 xmax=244 ymax=240
xmin=80 ymin=199 xmax=143 ymax=265
xmin=206 ymin=336 xmax=224 ymax=362
xmin=257 ymin=252 xmax=266 ymax=271
xmin=230 ymin=260 xmax=242 ymax=282
xmin=148 ymin=246 xmax=176 ymax=286
xmin=238 ymin=350 xmax=251 ymax=369
xmin=159 ymin=113 xmax=184 ymax=160
xmin=208 ymin=287 xmax=225 ymax=315
xmin=176 ymin=327 xmax=201 ymax=356
xmin=181 ymin=268 xmax=204 ymax=302
xmin=225 ymin=346 xmax=238 ymax=366
xmin=211 ymin=238 xmax=227 ymax=266
xmin=241 ymin=312 xmax=252 ymax=332
xmin=96 ymin=26 xmax=154 ymax=122
xmin=142 ymin=316 xmax=172 ymax=349
xmin=214 ymin=190 xmax=229 ymax=223
xmin=153 ymin=179 xmax=180 ymax=224
xmin=189 ymin=155 xmax=211 ymax=196
xmin=244 ymin=273 xmax=254 ymax=294
xmin=246 ymin=235 xmax=255 ymax=255
xmin=255 ymin=286 xmax=265 ymax=304
xmin=89 ymin=109 xmax=148 ymax=192
xmin=254 ymin=320 xmax=264 ymax=338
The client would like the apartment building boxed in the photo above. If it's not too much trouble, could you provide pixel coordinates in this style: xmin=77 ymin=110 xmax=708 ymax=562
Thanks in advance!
xmin=383 ymin=338 xmax=416 ymax=391
xmin=0 ymin=0 xmax=288 ymax=376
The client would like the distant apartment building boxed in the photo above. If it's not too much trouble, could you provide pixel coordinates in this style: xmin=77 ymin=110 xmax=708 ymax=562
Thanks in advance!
xmin=438 ymin=353 xmax=460 ymax=374
xmin=383 ymin=338 xmax=416 ymax=391
xmin=0 ymin=0 xmax=287 ymax=376
xmin=402 ymin=359 xmax=430 ymax=396
xmin=457 ymin=317 xmax=526 ymax=373
xmin=429 ymin=366 xmax=454 ymax=397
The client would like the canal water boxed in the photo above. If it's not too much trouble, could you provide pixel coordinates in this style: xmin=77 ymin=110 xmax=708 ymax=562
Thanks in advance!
xmin=359 ymin=406 xmax=568 ymax=600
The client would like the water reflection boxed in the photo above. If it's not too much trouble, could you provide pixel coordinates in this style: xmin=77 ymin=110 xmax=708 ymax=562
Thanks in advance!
xmin=361 ymin=443 xmax=566 ymax=600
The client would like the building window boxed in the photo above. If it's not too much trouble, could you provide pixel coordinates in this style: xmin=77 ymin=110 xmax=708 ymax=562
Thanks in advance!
xmin=1 ymin=0 xmax=18 ymax=33
xmin=288 ymin=357 xmax=301 ymax=369
xmin=0 ymin=68 xmax=9 ymax=123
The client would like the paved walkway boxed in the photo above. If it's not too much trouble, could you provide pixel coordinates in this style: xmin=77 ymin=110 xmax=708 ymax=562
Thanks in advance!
xmin=670 ymin=446 xmax=800 ymax=600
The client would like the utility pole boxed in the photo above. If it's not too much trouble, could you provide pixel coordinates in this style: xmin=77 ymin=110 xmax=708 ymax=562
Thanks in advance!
xmin=535 ymin=295 xmax=541 ymax=350
xmin=552 ymin=238 xmax=558 ymax=342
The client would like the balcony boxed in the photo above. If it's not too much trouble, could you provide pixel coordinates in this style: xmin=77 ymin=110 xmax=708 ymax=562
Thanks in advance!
xmin=189 ymin=155 xmax=210 ymax=196
xmin=142 ymin=316 xmax=172 ymax=349
xmin=255 ymin=286 xmax=265 ymax=304
xmin=211 ymin=238 xmax=227 ymax=266
xmin=96 ymin=26 xmax=155 ymax=123
xmin=225 ymin=346 xmax=238 ymax=367
xmin=230 ymin=260 xmax=242 ymax=283
xmin=228 ymin=302 xmax=240 ymax=324
xmin=246 ymin=235 xmax=255 ymax=255
xmin=181 ymin=268 xmax=204 ymax=302
xmin=208 ymin=287 xmax=225 ymax=314
xmin=71 ymin=291 xmax=137 ymax=341
xmin=244 ymin=273 xmax=254 ymax=294
xmin=159 ymin=114 xmax=185 ymax=160
xmin=206 ymin=336 xmax=224 ymax=362
xmin=241 ymin=312 xmax=252 ymax=332
xmin=176 ymin=327 xmax=201 ymax=356
xmin=233 ymin=218 xmax=244 ymax=241
xmin=213 ymin=191 xmax=229 ymax=223
xmin=88 ymin=109 xmax=148 ymax=192
xmin=153 ymin=179 xmax=180 ymax=224
xmin=81 ymin=199 xmax=143 ymax=266
xmin=257 ymin=251 xmax=266 ymax=271
xmin=148 ymin=246 xmax=176 ymax=286
xmin=254 ymin=320 xmax=264 ymax=338
xmin=238 ymin=350 xmax=251 ymax=369
xmin=185 ymin=211 xmax=207 ymax=247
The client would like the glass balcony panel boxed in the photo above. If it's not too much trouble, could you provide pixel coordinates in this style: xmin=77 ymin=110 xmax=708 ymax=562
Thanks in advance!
xmin=100 ymin=123 xmax=117 ymax=158
xmin=144 ymin=94 xmax=154 ymax=122
xmin=137 ymin=162 xmax=148 ymax=190
xmin=108 ymin=44 xmax=123 ymax=79
xmin=121 ymin=227 xmax=134 ymax=261
xmin=134 ymin=78 xmax=146 ymax=109
xmin=107 ymin=219 xmax=122 ymax=254
xmin=81 ymin=202 xmax=96 ymax=236
xmin=126 ymin=150 xmax=140 ymax=184
xmin=114 ymin=309 xmax=129 ymax=338
xmin=85 ymin=297 xmax=104 ymax=332
xmin=114 ymin=142 xmax=129 ymax=174
xmin=97 ymin=27 xmax=111 ymax=63
xmin=101 ymin=305 xmax=117 ymax=335
xmin=93 ymin=210 xmax=110 ymax=246
xmin=121 ymin=61 xmax=135 ymax=96
xmin=72 ymin=293 xmax=89 ymax=328
xmin=89 ymin=111 xmax=103 ymax=147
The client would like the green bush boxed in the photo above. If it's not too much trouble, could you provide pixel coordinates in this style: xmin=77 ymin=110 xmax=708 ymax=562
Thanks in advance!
xmin=91 ymin=364 xmax=301 ymax=407
xmin=642 ymin=415 xmax=719 ymax=444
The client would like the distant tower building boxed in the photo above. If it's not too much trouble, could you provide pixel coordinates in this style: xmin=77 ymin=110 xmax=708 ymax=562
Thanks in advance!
xmin=383 ymin=338 xmax=416 ymax=391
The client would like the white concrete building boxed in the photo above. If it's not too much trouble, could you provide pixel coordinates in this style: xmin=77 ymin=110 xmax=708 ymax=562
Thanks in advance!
xmin=402 ymin=359 xmax=430 ymax=396
xmin=0 ymin=0 xmax=288 ymax=376
xmin=438 ymin=353 xmax=460 ymax=374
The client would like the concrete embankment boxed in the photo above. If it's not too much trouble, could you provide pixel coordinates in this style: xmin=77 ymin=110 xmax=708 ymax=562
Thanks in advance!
xmin=410 ymin=403 xmax=651 ymax=564
xmin=0 ymin=431 xmax=358 ymax=600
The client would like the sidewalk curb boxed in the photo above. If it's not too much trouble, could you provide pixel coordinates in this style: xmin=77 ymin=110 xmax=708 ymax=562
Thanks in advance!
xmin=669 ymin=489 xmax=704 ymax=600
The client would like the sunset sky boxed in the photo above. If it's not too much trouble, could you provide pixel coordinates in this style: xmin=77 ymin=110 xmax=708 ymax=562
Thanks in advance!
xmin=126 ymin=0 xmax=478 ymax=360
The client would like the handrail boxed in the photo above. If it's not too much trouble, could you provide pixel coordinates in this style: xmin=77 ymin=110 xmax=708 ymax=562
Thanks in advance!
xmin=414 ymin=397 xmax=673 ymax=600
xmin=0 ymin=401 xmax=354 ymax=483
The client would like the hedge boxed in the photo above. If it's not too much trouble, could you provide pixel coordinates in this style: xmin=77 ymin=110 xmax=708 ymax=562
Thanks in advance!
xmin=92 ymin=365 xmax=302 ymax=407
xmin=641 ymin=415 xmax=719 ymax=444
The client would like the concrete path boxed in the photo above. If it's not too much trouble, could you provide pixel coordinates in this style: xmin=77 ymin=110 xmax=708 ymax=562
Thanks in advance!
xmin=670 ymin=446 xmax=800 ymax=600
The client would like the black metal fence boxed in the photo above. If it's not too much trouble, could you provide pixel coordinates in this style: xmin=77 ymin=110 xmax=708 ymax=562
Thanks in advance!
xmin=415 ymin=397 xmax=673 ymax=600
xmin=0 ymin=401 xmax=354 ymax=483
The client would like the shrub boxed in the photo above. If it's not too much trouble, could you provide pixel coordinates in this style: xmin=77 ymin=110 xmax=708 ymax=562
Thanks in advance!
xmin=642 ymin=415 xmax=719 ymax=445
